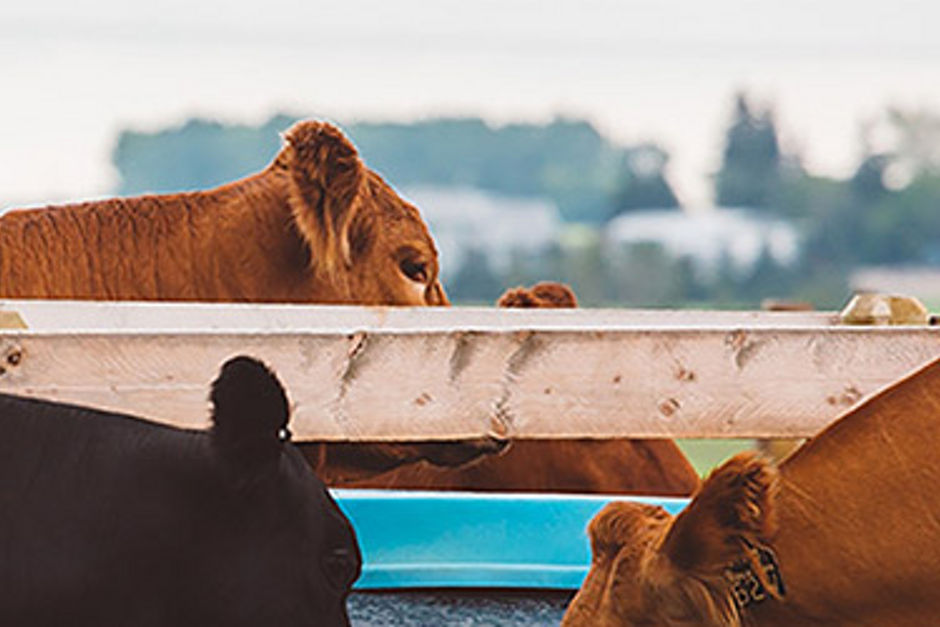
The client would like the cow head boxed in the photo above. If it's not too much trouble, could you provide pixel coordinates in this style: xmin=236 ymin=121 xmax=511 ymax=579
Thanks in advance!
xmin=209 ymin=355 xmax=291 ymax=463
xmin=563 ymin=453 xmax=778 ymax=627
xmin=497 ymin=281 xmax=578 ymax=308
xmin=309 ymin=436 xmax=511 ymax=485
xmin=280 ymin=121 xmax=448 ymax=306
xmin=209 ymin=356 xmax=361 ymax=625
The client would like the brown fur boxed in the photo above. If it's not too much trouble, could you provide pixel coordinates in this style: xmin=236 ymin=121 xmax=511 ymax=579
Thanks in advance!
xmin=335 ymin=438 xmax=699 ymax=495
xmin=337 ymin=282 xmax=701 ymax=496
xmin=565 ymin=356 xmax=940 ymax=625
xmin=303 ymin=438 xmax=509 ymax=485
xmin=0 ymin=121 xmax=447 ymax=306
xmin=497 ymin=281 xmax=578 ymax=308
xmin=564 ymin=453 xmax=776 ymax=626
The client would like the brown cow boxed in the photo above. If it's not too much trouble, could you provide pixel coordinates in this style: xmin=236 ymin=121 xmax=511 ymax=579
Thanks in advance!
xmin=563 ymin=355 xmax=940 ymax=625
xmin=331 ymin=282 xmax=701 ymax=496
xmin=496 ymin=281 xmax=579 ymax=308
xmin=0 ymin=121 xmax=447 ymax=306
xmin=0 ymin=121 xmax=503 ymax=475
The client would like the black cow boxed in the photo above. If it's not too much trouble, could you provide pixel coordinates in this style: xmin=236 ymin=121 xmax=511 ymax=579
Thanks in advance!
xmin=0 ymin=356 xmax=361 ymax=626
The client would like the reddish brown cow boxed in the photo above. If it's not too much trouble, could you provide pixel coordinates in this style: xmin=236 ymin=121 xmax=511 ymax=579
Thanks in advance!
xmin=332 ymin=282 xmax=701 ymax=496
xmin=564 ymin=355 xmax=940 ymax=625
xmin=0 ymin=121 xmax=447 ymax=306
xmin=0 ymin=121 xmax=504 ymax=475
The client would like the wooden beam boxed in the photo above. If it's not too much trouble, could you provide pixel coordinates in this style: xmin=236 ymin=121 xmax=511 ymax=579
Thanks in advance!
xmin=1 ymin=300 xmax=938 ymax=440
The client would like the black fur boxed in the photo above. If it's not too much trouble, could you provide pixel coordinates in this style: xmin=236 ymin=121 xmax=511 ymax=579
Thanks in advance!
xmin=210 ymin=356 xmax=290 ymax=460
xmin=0 ymin=356 xmax=359 ymax=626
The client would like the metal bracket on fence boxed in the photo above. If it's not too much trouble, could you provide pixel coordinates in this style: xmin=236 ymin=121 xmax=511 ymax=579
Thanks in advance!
xmin=839 ymin=293 xmax=930 ymax=326
xmin=0 ymin=310 xmax=27 ymax=330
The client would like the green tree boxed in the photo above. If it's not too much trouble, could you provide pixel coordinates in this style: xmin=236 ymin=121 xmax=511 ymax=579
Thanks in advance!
xmin=673 ymin=256 xmax=708 ymax=304
xmin=607 ymin=242 xmax=683 ymax=306
xmin=708 ymin=249 xmax=746 ymax=307
xmin=113 ymin=115 xmax=293 ymax=194
xmin=561 ymin=236 xmax=608 ymax=305
xmin=789 ymin=259 xmax=851 ymax=309
xmin=608 ymin=143 xmax=680 ymax=218
xmin=112 ymin=114 xmax=640 ymax=224
xmin=740 ymin=245 xmax=796 ymax=304
xmin=348 ymin=116 xmax=624 ymax=223
xmin=448 ymin=248 xmax=503 ymax=304
xmin=714 ymin=93 xmax=782 ymax=209
xmin=850 ymin=154 xmax=892 ymax=201
xmin=502 ymin=248 xmax=536 ymax=290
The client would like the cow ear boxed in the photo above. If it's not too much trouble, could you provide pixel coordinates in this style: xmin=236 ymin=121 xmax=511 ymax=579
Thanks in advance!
xmin=496 ymin=282 xmax=578 ymax=308
xmin=282 ymin=121 xmax=366 ymax=275
xmin=531 ymin=282 xmax=578 ymax=307
xmin=210 ymin=355 xmax=291 ymax=463
xmin=659 ymin=452 xmax=778 ymax=576
xmin=497 ymin=286 xmax=539 ymax=308
xmin=637 ymin=454 xmax=778 ymax=625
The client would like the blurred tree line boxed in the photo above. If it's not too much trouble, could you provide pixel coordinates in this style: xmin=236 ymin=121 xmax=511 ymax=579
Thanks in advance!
xmin=114 ymin=114 xmax=678 ymax=224
xmin=112 ymin=95 xmax=940 ymax=309
xmin=712 ymin=94 xmax=940 ymax=267
xmin=712 ymin=95 xmax=940 ymax=300
xmin=448 ymin=238 xmax=825 ymax=308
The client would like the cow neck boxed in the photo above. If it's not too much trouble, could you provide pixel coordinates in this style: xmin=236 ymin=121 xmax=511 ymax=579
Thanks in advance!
xmin=749 ymin=357 xmax=940 ymax=625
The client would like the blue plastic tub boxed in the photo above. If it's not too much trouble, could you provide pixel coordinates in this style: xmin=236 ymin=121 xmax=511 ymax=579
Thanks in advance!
xmin=332 ymin=490 xmax=689 ymax=590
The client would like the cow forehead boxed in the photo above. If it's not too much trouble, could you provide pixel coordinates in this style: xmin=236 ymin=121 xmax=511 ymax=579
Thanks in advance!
xmin=589 ymin=501 xmax=672 ymax=550
xmin=365 ymin=174 xmax=437 ymax=238
xmin=365 ymin=171 xmax=420 ymax=219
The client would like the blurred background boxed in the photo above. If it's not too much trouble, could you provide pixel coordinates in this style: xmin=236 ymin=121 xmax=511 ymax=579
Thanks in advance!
xmin=3 ymin=0 xmax=940 ymax=310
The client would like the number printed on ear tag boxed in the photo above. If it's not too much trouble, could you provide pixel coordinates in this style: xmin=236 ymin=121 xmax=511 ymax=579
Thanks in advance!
xmin=724 ymin=544 xmax=786 ymax=610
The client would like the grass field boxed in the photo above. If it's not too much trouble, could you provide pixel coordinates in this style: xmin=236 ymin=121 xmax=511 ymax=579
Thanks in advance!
xmin=676 ymin=438 xmax=758 ymax=477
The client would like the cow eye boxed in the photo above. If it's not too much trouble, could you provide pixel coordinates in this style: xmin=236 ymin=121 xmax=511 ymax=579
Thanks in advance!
xmin=400 ymin=258 xmax=428 ymax=284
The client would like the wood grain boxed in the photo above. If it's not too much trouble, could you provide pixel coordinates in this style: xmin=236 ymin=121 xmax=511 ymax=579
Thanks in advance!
xmin=1 ymin=301 xmax=937 ymax=440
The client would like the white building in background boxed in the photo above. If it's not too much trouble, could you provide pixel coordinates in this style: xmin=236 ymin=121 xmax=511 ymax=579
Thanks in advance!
xmin=605 ymin=208 xmax=800 ymax=271
xmin=401 ymin=186 xmax=562 ymax=280
xmin=399 ymin=187 xmax=801 ymax=280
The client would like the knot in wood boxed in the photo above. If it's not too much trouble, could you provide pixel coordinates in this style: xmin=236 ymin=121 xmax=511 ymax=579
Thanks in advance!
xmin=658 ymin=397 xmax=681 ymax=418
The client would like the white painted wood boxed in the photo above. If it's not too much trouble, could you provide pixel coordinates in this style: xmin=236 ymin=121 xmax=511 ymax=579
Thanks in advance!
xmin=0 ymin=301 xmax=937 ymax=440
xmin=1 ymin=299 xmax=836 ymax=332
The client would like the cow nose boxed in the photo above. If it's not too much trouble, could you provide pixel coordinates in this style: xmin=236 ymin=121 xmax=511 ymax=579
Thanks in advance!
xmin=426 ymin=280 xmax=450 ymax=306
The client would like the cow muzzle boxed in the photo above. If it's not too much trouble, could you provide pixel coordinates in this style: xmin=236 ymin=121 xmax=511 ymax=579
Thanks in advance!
xmin=421 ymin=435 xmax=511 ymax=468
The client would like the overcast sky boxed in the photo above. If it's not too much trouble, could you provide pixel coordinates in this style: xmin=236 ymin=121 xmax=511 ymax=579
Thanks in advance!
xmin=2 ymin=0 xmax=939 ymax=207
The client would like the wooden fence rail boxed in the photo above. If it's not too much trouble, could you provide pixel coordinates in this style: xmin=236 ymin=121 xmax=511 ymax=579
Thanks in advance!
xmin=2 ymin=300 xmax=939 ymax=441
